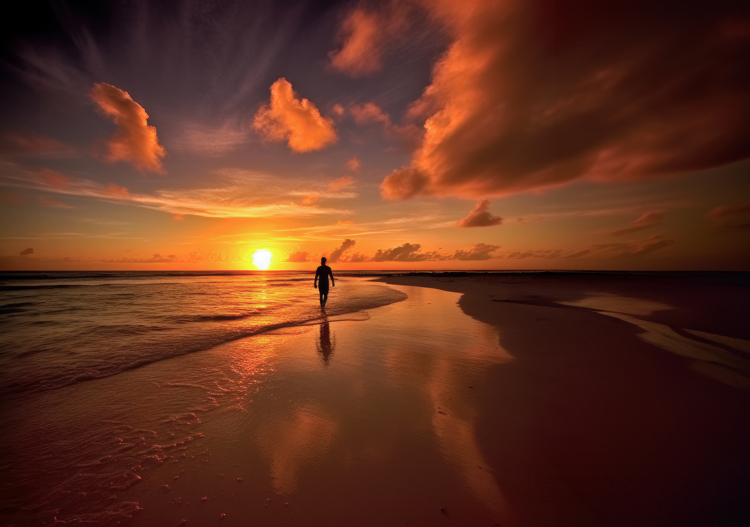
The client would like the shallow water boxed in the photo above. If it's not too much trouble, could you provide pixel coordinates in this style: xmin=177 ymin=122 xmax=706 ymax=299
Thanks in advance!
xmin=0 ymin=283 xmax=510 ymax=526
xmin=0 ymin=272 xmax=405 ymax=395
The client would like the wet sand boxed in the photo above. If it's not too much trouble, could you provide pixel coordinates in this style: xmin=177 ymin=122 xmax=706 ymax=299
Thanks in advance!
xmin=380 ymin=273 xmax=750 ymax=526
xmin=3 ymin=274 xmax=749 ymax=526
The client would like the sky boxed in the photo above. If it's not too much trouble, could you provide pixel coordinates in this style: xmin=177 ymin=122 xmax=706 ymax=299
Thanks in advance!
xmin=0 ymin=0 xmax=748 ymax=271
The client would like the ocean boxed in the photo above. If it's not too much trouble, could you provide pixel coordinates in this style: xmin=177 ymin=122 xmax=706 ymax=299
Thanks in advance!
xmin=0 ymin=271 xmax=406 ymax=397
xmin=0 ymin=271 xmax=409 ymax=526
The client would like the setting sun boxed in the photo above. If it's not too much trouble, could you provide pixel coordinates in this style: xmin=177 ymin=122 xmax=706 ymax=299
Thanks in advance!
xmin=251 ymin=249 xmax=273 ymax=270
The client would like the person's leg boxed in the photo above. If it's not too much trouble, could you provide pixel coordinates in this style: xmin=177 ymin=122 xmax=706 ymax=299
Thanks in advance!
xmin=322 ymin=292 xmax=328 ymax=307
xmin=319 ymin=292 xmax=325 ymax=307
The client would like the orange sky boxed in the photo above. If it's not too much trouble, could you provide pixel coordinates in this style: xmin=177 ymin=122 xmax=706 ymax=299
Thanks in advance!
xmin=1 ymin=0 xmax=749 ymax=271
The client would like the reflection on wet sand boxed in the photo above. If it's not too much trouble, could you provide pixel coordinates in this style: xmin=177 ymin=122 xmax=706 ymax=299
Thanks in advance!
xmin=257 ymin=404 xmax=340 ymax=495
xmin=316 ymin=319 xmax=334 ymax=366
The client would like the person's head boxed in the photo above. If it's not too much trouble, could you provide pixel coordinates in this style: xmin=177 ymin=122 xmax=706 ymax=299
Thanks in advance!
xmin=321 ymin=257 xmax=327 ymax=265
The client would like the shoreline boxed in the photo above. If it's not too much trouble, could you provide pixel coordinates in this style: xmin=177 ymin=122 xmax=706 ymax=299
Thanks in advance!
xmin=380 ymin=274 xmax=750 ymax=525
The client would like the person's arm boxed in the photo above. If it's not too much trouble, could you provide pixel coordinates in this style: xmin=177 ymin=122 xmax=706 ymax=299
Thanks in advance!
xmin=314 ymin=268 xmax=318 ymax=288
xmin=329 ymin=268 xmax=335 ymax=287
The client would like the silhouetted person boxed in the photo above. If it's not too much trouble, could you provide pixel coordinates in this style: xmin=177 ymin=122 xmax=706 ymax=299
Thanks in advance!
xmin=314 ymin=257 xmax=335 ymax=308
xmin=317 ymin=319 xmax=333 ymax=366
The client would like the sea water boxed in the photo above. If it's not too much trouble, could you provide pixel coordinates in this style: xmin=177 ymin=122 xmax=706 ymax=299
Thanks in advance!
xmin=0 ymin=271 xmax=406 ymax=525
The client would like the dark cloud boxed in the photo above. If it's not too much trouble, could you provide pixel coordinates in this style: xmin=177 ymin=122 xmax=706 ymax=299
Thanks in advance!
xmin=328 ymin=239 xmax=356 ymax=263
xmin=374 ymin=0 xmax=750 ymax=200
xmin=565 ymin=250 xmax=591 ymax=259
xmin=285 ymin=251 xmax=309 ymax=263
xmin=370 ymin=242 xmax=441 ymax=262
xmin=506 ymin=249 xmax=561 ymax=259
xmin=603 ymin=212 xmax=664 ymax=237
xmin=450 ymin=243 xmax=500 ymax=260
xmin=456 ymin=200 xmax=502 ymax=228
xmin=590 ymin=235 xmax=674 ymax=258
xmin=19 ymin=247 xmax=34 ymax=256
xmin=706 ymin=200 xmax=750 ymax=229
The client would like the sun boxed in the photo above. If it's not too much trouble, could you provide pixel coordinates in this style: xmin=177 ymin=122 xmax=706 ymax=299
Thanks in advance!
xmin=251 ymin=249 xmax=273 ymax=270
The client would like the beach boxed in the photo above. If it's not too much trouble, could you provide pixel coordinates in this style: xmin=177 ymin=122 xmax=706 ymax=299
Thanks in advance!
xmin=1 ymin=272 xmax=749 ymax=526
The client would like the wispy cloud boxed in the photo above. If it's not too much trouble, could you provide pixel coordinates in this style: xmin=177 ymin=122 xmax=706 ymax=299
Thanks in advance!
xmin=600 ymin=212 xmax=664 ymax=237
xmin=0 ymin=163 xmax=351 ymax=219
xmin=706 ymin=200 xmax=750 ymax=229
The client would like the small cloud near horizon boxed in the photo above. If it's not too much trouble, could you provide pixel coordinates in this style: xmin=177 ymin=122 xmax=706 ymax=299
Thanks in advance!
xmin=20 ymin=248 xmax=34 ymax=256
xmin=456 ymin=200 xmax=502 ymax=228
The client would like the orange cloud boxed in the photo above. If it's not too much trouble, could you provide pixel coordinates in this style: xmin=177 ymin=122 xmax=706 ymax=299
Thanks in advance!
xmin=90 ymin=83 xmax=166 ymax=174
xmin=302 ymin=193 xmax=320 ymax=205
xmin=286 ymin=251 xmax=309 ymax=263
xmin=376 ymin=0 xmax=750 ymax=200
xmin=456 ymin=199 xmax=502 ymax=227
xmin=252 ymin=78 xmax=337 ymax=153
xmin=346 ymin=157 xmax=361 ymax=171
xmin=20 ymin=248 xmax=34 ymax=256
xmin=328 ymin=176 xmax=354 ymax=191
xmin=105 ymin=183 xmax=130 ymax=197
xmin=173 ymin=214 xmax=184 ymax=221
xmin=350 ymin=102 xmax=391 ymax=126
xmin=328 ymin=5 xmax=409 ymax=76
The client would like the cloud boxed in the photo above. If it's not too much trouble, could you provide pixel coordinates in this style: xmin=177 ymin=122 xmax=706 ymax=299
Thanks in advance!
xmin=375 ymin=0 xmax=750 ymax=200
xmin=349 ymin=103 xmax=423 ymax=147
xmin=456 ymin=200 xmax=502 ymax=227
xmin=173 ymin=214 xmax=184 ymax=221
xmin=602 ymin=212 xmax=664 ymax=237
xmin=252 ymin=78 xmax=337 ymax=153
xmin=286 ymin=251 xmax=309 ymax=263
xmin=0 ymin=133 xmax=74 ymax=156
xmin=0 ymin=163 xmax=351 ymax=219
xmin=590 ymin=235 xmax=675 ymax=258
xmin=20 ymin=248 xmax=34 ymax=256
xmin=328 ymin=239 xmax=356 ymax=263
xmin=450 ymin=243 xmax=500 ymax=260
xmin=346 ymin=157 xmax=361 ymax=171
xmin=37 ymin=168 xmax=70 ymax=189
xmin=328 ymin=5 xmax=410 ymax=76
xmin=301 ymin=193 xmax=320 ymax=205
xmin=328 ymin=176 xmax=354 ymax=191
xmin=90 ymin=83 xmax=166 ymax=174
xmin=371 ymin=242 xmax=442 ymax=262
xmin=169 ymin=121 xmax=250 ymax=157
xmin=706 ymin=200 xmax=750 ymax=229
xmin=39 ymin=197 xmax=74 ymax=208
xmin=101 ymin=251 xmax=238 ymax=264
xmin=506 ymin=249 xmax=562 ymax=259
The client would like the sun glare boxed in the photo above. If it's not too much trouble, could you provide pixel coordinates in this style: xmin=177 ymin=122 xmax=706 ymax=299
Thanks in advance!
xmin=251 ymin=249 xmax=273 ymax=270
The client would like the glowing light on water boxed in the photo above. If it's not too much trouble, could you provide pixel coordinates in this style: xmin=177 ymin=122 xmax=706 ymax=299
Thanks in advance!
xmin=251 ymin=249 xmax=273 ymax=270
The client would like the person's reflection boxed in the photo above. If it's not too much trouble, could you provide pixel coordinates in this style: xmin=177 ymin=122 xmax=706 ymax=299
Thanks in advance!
xmin=316 ymin=318 xmax=334 ymax=366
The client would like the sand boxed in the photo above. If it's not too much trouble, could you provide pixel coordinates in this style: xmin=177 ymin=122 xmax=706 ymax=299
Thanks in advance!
xmin=2 ymin=274 xmax=749 ymax=526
